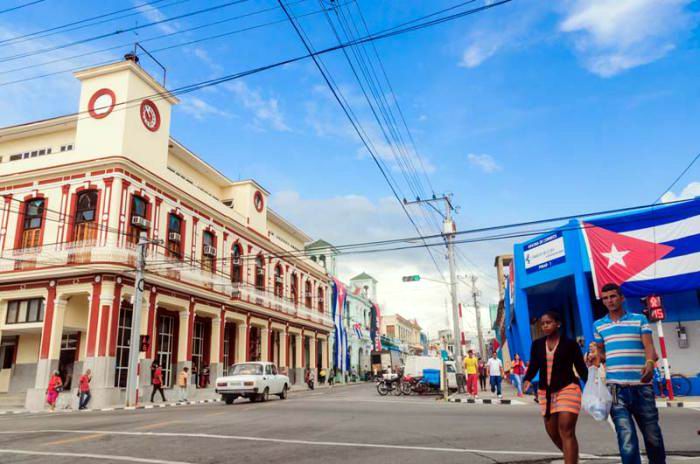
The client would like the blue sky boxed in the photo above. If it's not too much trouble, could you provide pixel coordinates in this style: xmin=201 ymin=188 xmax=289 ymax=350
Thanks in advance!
xmin=1 ymin=0 xmax=699 ymax=334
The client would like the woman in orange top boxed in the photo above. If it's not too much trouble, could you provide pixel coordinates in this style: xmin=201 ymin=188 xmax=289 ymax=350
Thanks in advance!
xmin=524 ymin=312 xmax=588 ymax=464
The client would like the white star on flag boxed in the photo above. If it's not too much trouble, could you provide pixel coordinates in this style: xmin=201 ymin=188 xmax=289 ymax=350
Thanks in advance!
xmin=602 ymin=244 xmax=630 ymax=268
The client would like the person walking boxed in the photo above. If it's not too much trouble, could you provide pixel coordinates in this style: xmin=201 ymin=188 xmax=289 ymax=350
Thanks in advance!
xmin=78 ymin=369 xmax=92 ymax=410
xmin=478 ymin=358 xmax=487 ymax=391
xmin=177 ymin=367 xmax=189 ymax=402
xmin=151 ymin=362 xmax=167 ymax=403
xmin=486 ymin=352 xmax=504 ymax=398
xmin=46 ymin=370 xmax=63 ymax=412
xmin=523 ymin=312 xmax=588 ymax=464
xmin=511 ymin=354 xmax=526 ymax=397
xmin=592 ymin=283 xmax=666 ymax=464
xmin=464 ymin=350 xmax=479 ymax=398
xmin=200 ymin=364 xmax=210 ymax=388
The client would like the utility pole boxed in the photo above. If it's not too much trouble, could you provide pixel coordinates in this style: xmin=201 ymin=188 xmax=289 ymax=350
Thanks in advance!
xmin=403 ymin=195 xmax=464 ymax=383
xmin=125 ymin=231 xmax=151 ymax=407
xmin=470 ymin=275 xmax=486 ymax=358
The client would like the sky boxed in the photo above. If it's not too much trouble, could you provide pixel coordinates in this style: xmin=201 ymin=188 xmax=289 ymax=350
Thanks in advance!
xmin=1 ymin=0 xmax=699 ymax=337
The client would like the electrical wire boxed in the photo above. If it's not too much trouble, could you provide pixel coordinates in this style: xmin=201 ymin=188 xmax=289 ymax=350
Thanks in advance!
xmin=653 ymin=151 xmax=700 ymax=204
xmin=0 ymin=0 xmax=46 ymax=16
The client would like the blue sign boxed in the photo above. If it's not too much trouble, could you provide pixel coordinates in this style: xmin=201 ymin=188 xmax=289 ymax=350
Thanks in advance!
xmin=524 ymin=231 xmax=566 ymax=273
xmin=440 ymin=350 xmax=449 ymax=361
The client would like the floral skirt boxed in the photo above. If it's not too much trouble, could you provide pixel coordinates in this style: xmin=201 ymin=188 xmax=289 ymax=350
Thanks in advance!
xmin=538 ymin=383 xmax=581 ymax=416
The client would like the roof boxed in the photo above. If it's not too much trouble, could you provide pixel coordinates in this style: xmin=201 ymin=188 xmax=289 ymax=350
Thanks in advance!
xmin=350 ymin=272 xmax=376 ymax=282
xmin=305 ymin=239 xmax=338 ymax=253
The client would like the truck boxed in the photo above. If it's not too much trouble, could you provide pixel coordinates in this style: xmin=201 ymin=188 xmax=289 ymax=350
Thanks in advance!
xmin=404 ymin=355 xmax=457 ymax=392
xmin=370 ymin=350 xmax=402 ymax=377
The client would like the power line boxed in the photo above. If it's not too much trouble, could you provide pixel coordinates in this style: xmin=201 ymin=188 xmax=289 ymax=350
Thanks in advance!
xmin=653 ymin=151 xmax=700 ymax=204
xmin=0 ymin=0 xmax=46 ymax=16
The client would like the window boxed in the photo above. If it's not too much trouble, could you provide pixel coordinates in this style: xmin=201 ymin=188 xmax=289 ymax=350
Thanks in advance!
xmin=202 ymin=231 xmax=215 ymax=272
xmin=290 ymin=273 xmax=298 ymax=305
xmin=305 ymin=280 xmax=312 ymax=308
xmin=128 ymin=196 xmax=148 ymax=245
xmin=231 ymin=245 xmax=242 ymax=283
xmin=60 ymin=144 xmax=74 ymax=152
xmin=274 ymin=265 xmax=283 ymax=298
xmin=114 ymin=302 xmax=133 ymax=388
xmin=20 ymin=198 xmax=44 ymax=248
xmin=73 ymin=190 xmax=98 ymax=242
xmin=317 ymin=287 xmax=324 ymax=313
xmin=167 ymin=214 xmax=182 ymax=258
xmin=255 ymin=255 xmax=265 ymax=291
xmin=5 ymin=298 xmax=44 ymax=324
xmin=265 ymin=364 xmax=273 ymax=375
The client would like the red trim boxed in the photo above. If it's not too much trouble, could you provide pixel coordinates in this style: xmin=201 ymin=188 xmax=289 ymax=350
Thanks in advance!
xmin=39 ymin=285 xmax=57 ymax=359
xmin=0 ymin=195 xmax=12 ymax=252
xmin=140 ymin=99 xmax=161 ymax=132
xmin=253 ymin=191 xmax=264 ymax=212
xmin=97 ymin=302 xmax=111 ymax=357
xmin=147 ymin=289 xmax=157 ymax=359
xmin=65 ymin=186 xmax=102 ymax=243
xmin=108 ymin=282 xmax=123 ymax=357
xmin=85 ymin=279 xmax=102 ymax=357
xmin=285 ymin=327 xmax=290 ymax=367
xmin=88 ymin=88 xmax=116 ymax=119
xmin=13 ymin=194 xmax=49 ymax=250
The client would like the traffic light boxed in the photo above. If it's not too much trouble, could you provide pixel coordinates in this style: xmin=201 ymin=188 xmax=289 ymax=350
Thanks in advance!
xmin=641 ymin=295 xmax=665 ymax=322
xmin=402 ymin=275 xmax=421 ymax=282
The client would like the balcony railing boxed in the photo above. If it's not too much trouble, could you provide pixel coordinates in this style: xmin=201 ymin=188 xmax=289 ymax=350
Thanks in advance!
xmin=2 ymin=243 xmax=334 ymax=327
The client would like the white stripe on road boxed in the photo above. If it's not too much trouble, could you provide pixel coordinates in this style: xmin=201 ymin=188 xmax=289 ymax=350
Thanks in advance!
xmin=0 ymin=449 xmax=191 ymax=464
xmin=0 ymin=430 xmax=604 ymax=459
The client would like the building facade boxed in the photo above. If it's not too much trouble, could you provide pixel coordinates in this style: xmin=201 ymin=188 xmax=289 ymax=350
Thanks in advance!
xmin=345 ymin=274 xmax=375 ymax=379
xmin=381 ymin=313 xmax=424 ymax=355
xmin=0 ymin=58 xmax=333 ymax=409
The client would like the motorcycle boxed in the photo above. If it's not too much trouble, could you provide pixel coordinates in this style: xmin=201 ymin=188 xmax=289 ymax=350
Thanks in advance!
xmin=376 ymin=373 xmax=401 ymax=396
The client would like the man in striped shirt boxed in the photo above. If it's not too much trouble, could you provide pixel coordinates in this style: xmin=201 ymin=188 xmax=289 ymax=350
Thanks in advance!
xmin=593 ymin=283 xmax=666 ymax=464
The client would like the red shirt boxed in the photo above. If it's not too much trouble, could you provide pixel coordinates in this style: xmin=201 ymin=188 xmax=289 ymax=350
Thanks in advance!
xmin=153 ymin=368 xmax=163 ymax=386
xmin=48 ymin=375 xmax=62 ymax=392
xmin=512 ymin=360 xmax=525 ymax=375
xmin=79 ymin=374 xmax=91 ymax=393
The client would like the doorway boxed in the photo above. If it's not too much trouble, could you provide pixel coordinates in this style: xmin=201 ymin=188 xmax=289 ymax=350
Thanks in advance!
xmin=59 ymin=333 xmax=80 ymax=389
xmin=155 ymin=313 xmax=176 ymax=387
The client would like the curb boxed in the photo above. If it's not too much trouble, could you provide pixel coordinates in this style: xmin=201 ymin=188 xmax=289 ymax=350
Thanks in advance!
xmin=447 ymin=397 xmax=514 ymax=405
xmin=0 ymin=398 xmax=222 ymax=416
xmin=661 ymin=400 xmax=700 ymax=408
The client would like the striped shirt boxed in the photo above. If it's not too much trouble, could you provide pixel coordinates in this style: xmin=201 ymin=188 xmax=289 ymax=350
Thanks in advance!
xmin=593 ymin=312 xmax=652 ymax=385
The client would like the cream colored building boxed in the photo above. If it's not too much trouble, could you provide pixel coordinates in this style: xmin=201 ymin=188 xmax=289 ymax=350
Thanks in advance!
xmin=381 ymin=313 xmax=423 ymax=355
xmin=0 ymin=57 xmax=333 ymax=410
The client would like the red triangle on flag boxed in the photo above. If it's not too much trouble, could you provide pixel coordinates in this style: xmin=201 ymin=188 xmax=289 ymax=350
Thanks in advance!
xmin=582 ymin=222 xmax=674 ymax=296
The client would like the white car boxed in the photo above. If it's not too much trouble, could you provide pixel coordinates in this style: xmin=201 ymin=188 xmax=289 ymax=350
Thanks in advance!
xmin=215 ymin=361 xmax=289 ymax=404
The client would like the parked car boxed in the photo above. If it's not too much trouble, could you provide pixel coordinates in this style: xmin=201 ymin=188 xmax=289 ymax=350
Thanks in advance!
xmin=215 ymin=362 xmax=289 ymax=404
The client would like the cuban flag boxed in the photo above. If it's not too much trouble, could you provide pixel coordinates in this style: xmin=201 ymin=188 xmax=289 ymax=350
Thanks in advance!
xmin=353 ymin=322 xmax=363 ymax=339
xmin=331 ymin=278 xmax=348 ymax=371
xmin=582 ymin=198 xmax=700 ymax=297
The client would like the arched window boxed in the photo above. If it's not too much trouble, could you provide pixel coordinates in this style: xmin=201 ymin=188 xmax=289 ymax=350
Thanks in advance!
xmin=231 ymin=244 xmax=242 ymax=283
xmin=74 ymin=190 xmax=98 ymax=243
xmin=274 ymin=264 xmax=283 ymax=298
xmin=166 ymin=214 xmax=183 ymax=259
xmin=304 ymin=280 xmax=312 ymax=308
xmin=319 ymin=255 xmax=326 ymax=269
xmin=317 ymin=287 xmax=324 ymax=313
xmin=255 ymin=255 xmax=265 ymax=290
xmin=20 ymin=198 xmax=44 ymax=248
xmin=128 ymin=195 xmax=149 ymax=245
xmin=202 ymin=231 xmax=216 ymax=272
xmin=290 ymin=272 xmax=298 ymax=305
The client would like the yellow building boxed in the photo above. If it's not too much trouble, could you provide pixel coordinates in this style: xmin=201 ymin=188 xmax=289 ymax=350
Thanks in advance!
xmin=381 ymin=313 xmax=423 ymax=355
xmin=0 ymin=57 xmax=332 ymax=409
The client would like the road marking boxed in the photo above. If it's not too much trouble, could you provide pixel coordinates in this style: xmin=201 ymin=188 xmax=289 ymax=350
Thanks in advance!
xmin=135 ymin=421 xmax=181 ymax=431
xmin=0 ymin=430 xmax=604 ymax=458
xmin=0 ymin=449 xmax=192 ymax=464
xmin=43 ymin=433 xmax=104 ymax=447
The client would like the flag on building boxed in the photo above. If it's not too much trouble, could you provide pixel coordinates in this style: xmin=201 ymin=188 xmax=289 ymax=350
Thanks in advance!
xmin=332 ymin=278 xmax=348 ymax=371
xmin=353 ymin=322 xmax=363 ymax=339
xmin=582 ymin=198 xmax=700 ymax=297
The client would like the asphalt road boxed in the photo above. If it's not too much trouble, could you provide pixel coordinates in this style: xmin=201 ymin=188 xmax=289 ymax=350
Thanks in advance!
xmin=0 ymin=383 xmax=698 ymax=464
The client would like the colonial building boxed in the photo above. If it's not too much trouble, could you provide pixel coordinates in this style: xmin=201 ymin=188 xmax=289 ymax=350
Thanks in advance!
xmin=0 ymin=57 xmax=333 ymax=409
xmin=345 ymin=274 xmax=376 ymax=379
xmin=381 ymin=313 xmax=424 ymax=355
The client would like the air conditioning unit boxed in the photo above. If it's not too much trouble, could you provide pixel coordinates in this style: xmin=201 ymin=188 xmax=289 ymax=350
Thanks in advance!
xmin=131 ymin=216 xmax=150 ymax=229
xmin=232 ymin=257 xmax=240 ymax=265
xmin=257 ymin=268 xmax=265 ymax=275
xmin=275 ymin=276 xmax=283 ymax=283
xmin=168 ymin=232 xmax=181 ymax=242
xmin=203 ymin=245 xmax=217 ymax=256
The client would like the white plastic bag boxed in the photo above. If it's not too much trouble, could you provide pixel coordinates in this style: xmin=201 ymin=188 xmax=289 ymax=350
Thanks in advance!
xmin=582 ymin=366 xmax=612 ymax=421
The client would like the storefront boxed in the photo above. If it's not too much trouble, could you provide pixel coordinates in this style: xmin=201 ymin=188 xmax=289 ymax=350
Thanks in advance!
xmin=506 ymin=198 xmax=700 ymax=395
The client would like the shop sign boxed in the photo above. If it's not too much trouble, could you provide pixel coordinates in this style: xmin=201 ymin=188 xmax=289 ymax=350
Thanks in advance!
xmin=524 ymin=231 xmax=566 ymax=273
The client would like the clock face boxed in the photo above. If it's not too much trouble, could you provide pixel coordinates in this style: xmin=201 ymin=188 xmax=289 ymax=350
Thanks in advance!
xmin=254 ymin=191 xmax=264 ymax=212
xmin=140 ymin=99 xmax=161 ymax=132
xmin=88 ymin=88 xmax=116 ymax=119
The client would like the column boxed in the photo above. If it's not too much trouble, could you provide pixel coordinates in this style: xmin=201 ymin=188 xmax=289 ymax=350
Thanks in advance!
xmin=279 ymin=329 xmax=288 ymax=369
xmin=93 ymin=281 xmax=116 ymax=388
xmin=176 ymin=309 xmax=191 ymax=379
xmin=260 ymin=323 xmax=270 ymax=362
xmin=146 ymin=289 xmax=157 ymax=360
xmin=85 ymin=278 xmax=102 ymax=361
xmin=309 ymin=332 xmax=317 ymax=374
xmin=236 ymin=322 xmax=247 ymax=364
xmin=36 ymin=290 xmax=64 ymax=389
xmin=321 ymin=337 xmax=328 ymax=369
xmin=210 ymin=315 xmax=222 ymax=379
xmin=295 ymin=333 xmax=303 ymax=368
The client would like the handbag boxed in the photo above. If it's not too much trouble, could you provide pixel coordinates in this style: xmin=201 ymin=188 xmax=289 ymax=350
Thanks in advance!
xmin=582 ymin=366 xmax=612 ymax=421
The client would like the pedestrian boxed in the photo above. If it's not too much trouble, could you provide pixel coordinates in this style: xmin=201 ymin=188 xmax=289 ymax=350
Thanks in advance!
xmin=486 ymin=352 xmax=504 ymax=398
xmin=191 ymin=364 xmax=199 ymax=389
xmin=523 ymin=311 xmax=588 ymax=464
xmin=319 ymin=368 xmax=327 ymax=384
xmin=511 ymin=354 xmax=525 ymax=397
xmin=78 ymin=369 xmax=92 ymax=410
xmin=177 ymin=367 xmax=189 ymax=402
xmin=463 ymin=349 xmax=479 ymax=398
xmin=151 ymin=362 xmax=167 ymax=403
xmin=305 ymin=367 xmax=315 ymax=390
xmin=46 ymin=370 xmax=63 ymax=412
xmin=592 ymin=283 xmax=666 ymax=464
xmin=478 ymin=357 xmax=487 ymax=391
xmin=200 ymin=364 xmax=210 ymax=388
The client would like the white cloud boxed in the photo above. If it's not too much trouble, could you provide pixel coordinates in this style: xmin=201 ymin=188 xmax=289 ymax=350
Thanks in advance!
xmin=178 ymin=96 xmax=231 ymax=121
xmin=133 ymin=0 xmax=178 ymax=34
xmin=559 ymin=0 xmax=695 ymax=77
xmin=224 ymin=81 xmax=290 ymax=132
xmin=190 ymin=47 xmax=223 ymax=73
xmin=459 ymin=39 xmax=504 ymax=68
xmin=271 ymin=191 xmax=503 ymax=335
xmin=660 ymin=181 xmax=700 ymax=203
xmin=467 ymin=154 xmax=501 ymax=173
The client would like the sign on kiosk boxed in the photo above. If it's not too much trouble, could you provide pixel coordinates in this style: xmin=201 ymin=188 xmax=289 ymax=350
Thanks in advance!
xmin=524 ymin=231 xmax=566 ymax=273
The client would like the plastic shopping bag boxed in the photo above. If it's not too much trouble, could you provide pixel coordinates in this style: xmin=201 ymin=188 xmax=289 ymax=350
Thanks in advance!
xmin=582 ymin=366 xmax=612 ymax=421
